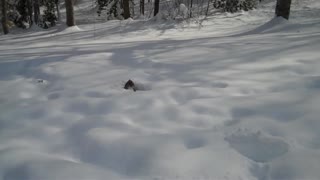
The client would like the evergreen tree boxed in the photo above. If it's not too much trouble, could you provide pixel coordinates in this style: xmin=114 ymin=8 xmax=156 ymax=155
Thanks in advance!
xmin=15 ymin=0 xmax=29 ymax=28
xmin=43 ymin=0 xmax=57 ymax=27
xmin=213 ymin=0 xmax=256 ymax=13
xmin=97 ymin=0 xmax=118 ymax=18
xmin=97 ymin=0 xmax=133 ymax=19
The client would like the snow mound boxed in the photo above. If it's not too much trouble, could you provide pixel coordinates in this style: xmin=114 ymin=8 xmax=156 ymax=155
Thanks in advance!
xmin=59 ymin=26 xmax=83 ymax=34
xmin=241 ymin=17 xmax=292 ymax=35
xmin=0 ymin=150 xmax=125 ymax=180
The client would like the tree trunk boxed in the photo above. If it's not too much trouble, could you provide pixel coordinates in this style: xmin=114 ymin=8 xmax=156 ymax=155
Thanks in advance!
xmin=65 ymin=0 xmax=75 ymax=26
xmin=1 ymin=0 xmax=9 ymax=34
xmin=33 ymin=0 xmax=40 ymax=24
xmin=140 ymin=0 xmax=144 ymax=15
xmin=189 ymin=0 xmax=193 ymax=18
xmin=154 ymin=0 xmax=159 ymax=16
xmin=123 ymin=0 xmax=130 ymax=19
xmin=205 ymin=0 xmax=210 ymax=16
xmin=130 ymin=0 xmax=134 ymax=17
xmin=26 ymin=0 xmax=33 ymax=26
xmin=276 ymin=0 xmax=292 ymax=20
xmin=56 ymin=0 xmax=61 ymax=21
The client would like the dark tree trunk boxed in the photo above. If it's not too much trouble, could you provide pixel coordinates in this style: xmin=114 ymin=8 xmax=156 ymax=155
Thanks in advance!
xmin=140 ymin=0 xmax=144 ymax=15
xmin=189 ymin=0 xmax=193 ymax=18
xmin=205 ymin=0 xmax=210 ymax=16
xmin=65 ymin=0 xmax=75 ymax=26
xmin=55 ymin=0 xmax=61 ymax=21
xmin=123 ymin=0 xmax=130 ymax=19
xmin=26 ymin=0 xmax=33 ymax=26
xmin=130 ymin=0 xmax=134 ymax=17
xmin=33 ymin=0 xmax=40 ymax=24
xmin=1 ymin=0 xmax=9 ymax=34
xmin=154 ymin=0 xmax=159 ymax=16
xmin=276 ymin=0 xmax=292 ymax=20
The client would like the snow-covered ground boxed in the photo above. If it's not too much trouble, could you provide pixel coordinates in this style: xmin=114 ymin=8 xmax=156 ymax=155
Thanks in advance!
xmin=1 ymin=0 xmax=320 ymax=179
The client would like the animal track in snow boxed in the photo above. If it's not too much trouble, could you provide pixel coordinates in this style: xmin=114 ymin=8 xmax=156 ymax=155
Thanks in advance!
xmin=210 ymin=82 xmax=228 ymax=88
xmin=85 ymin=91 xmax=108 ymax=98
xmin=183 ymin=135 xmax=207 ymax=149
xmin=225 ymin=131 xmax=289 ymax=163
xmin=48 ymin=93 xmax=60 ymax=100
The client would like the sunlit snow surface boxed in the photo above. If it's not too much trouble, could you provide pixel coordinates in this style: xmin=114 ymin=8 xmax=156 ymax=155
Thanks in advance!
xmin=1 ymin=0 xmax=320 ymax=179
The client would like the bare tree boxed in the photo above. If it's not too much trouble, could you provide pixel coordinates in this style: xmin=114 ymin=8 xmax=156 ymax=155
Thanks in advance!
xmin=65 ymin=0 xmax=75 ymax=26
xmin=154 ymin=0 xmax=159 ymax=16
xmin=276 ymin=0 xmax=292 ymax=20
xmin=1 ymin=0 xmax=9 ymax=34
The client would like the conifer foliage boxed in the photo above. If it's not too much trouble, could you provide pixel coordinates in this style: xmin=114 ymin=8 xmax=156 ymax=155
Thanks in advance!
xmin=3 ymin=0 xmax=58 ymax=29
xmin=96 ymin=0 xmax=131 ymax=19
xmin=42 ymin=0 xmax=57 ymax=27
xmin=213 ymin=0 xmax=257 ymax=13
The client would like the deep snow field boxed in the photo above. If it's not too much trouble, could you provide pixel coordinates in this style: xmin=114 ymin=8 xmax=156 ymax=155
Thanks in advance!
xmin=1 ymin=0 xmax=320 ymax=179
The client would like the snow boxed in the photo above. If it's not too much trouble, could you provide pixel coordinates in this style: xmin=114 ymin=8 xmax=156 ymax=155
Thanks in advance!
xmin=179 ymin=4 xmax=189 ymax=18
xmin=1 ymin=0 xmax=320 ymax=179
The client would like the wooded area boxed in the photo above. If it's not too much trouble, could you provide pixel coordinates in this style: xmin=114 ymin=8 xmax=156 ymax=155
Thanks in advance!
xmin=1 ymin=0 xmax=292 ymax=34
